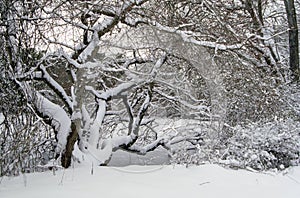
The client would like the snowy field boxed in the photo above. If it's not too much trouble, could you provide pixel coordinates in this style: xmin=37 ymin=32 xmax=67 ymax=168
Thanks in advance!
xmin=1 ymin=164 xmax=300 ymax=198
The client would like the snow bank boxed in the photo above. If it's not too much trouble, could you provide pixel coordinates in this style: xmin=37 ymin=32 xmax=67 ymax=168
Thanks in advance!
xmin=1 ymin=164 xmax=300 ymax=198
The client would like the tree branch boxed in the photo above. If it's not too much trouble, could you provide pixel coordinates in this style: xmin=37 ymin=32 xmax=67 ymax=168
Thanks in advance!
xmin=39 ymin=65 xmax=73 ymax=114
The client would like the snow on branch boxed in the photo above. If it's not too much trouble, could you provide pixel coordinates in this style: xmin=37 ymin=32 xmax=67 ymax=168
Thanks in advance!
xmin=121 ymin=135 xmax=202 ymax=155
xmin=122 ymin=95 xmax=134 ymax=134
xmin=128 ymin=138 xmax=167 ymax=154
xmin=75 ymin=0 xmax=149 ymax=62
xmin=153 ymin=22 xmax=244 ymax=50
xmin=39 ymin=65 xmax=73 ymax=113
xmin=82 ymin=79 xmax=147 ymax=147
xmin=88 ymin=99 xmax=106 ymax=148
xmin=85 ymin=131 xmax=202 ymax=165
xmin=155 ymin=90 xmax=208 ymax=110
xmin=119 ymin=88 xmax=152 ymax=142
xmin=86 ymin=80 xmax=144 ymax=100
xmin=59 ymin=50 xmax=82 ymax=68
xmin=35 ymin=92 xmax=71 ymax=153
xmin=84 ymin=86 xmax=153 ymax=165
xmin=131 ymin=89 xmax=152 ymax=135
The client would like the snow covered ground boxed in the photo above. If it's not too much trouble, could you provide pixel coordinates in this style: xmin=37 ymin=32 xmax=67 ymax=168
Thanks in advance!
xmin=1 ymin=164 xmax=300 ymax=198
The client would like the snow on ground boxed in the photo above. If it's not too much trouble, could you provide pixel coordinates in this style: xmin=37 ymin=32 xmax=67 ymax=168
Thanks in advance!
xmin=1 ymin=164 xmax=300 ymax=198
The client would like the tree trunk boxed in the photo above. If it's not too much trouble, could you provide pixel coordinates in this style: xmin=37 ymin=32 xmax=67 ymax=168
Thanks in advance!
xmin=284 ymin=0 xmax=299 ymax=81
xmin=61 ymin=67 xmax=84 ymax=168
xmin=61 ymin=122 xmax=78 ymax=168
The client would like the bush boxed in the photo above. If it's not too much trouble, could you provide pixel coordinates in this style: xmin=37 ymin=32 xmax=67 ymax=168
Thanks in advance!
xmin=219 ymin=121 xmax=300 ymax=170
xmin=171 ymin=120 xmax=300 ymax=171
xmin=0 ymin=112 xmax=56 ymax=176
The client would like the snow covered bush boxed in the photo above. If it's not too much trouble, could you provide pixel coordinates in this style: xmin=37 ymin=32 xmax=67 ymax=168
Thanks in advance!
xmin=171 ymin=117 xmax=300 ymax=171
xmin=219 ymin=121 xmax=300 ymax=170
xmin=280 ymin=83 xmax=300 ymax=120
xmin=172 ymin=120 xmax=300 ymax=171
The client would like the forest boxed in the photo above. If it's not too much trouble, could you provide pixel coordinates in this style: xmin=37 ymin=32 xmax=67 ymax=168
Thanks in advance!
xmin=1 ymin=0 xmax=300 ymax=176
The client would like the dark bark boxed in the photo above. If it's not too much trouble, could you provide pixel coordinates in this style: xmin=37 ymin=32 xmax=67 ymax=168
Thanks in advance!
xmin=61 ymin=122 xmax=78 ymax=168
xmin=245 ymin=0 xmax=261 ymax=33
xmin=245 ymin=0 xmax=279 ymax=67
xmin=257 ymin=0 xmax=264 ymax=26
xmin=284 ymin=0 xmax=299 ymax=81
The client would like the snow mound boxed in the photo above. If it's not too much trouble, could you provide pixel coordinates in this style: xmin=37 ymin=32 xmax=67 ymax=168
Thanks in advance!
xmin=1 ymin=164 xmax=300 ymax=198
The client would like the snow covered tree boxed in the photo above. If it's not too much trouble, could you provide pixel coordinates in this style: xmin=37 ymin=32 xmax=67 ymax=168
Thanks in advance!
xmin=0 ymin=0 xmax=221 ymax=168
xmin=1 ymin=0 xmax=299 ymax=172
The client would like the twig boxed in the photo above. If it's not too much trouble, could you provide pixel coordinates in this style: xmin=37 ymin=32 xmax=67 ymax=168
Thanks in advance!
xmin=199 ymin=181 xmax=210 ymax=186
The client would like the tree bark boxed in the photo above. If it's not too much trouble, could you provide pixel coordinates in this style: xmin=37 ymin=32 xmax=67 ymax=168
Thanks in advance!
xmin=61 ymin=122 xmax=78 ymax=168
xmin=284 ymin=0 xmax=299 ymax=81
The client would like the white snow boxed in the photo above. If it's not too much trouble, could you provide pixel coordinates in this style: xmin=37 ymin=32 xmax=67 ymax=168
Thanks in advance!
xmin=1 ymin=164 xmax=300 ymax=198
xmin=36 ymin=93 xmax=71 ymax=152
xmin=88 ymin=100 xmax=106 ymax=148
xmin=154 ymin=22 xmax=243 ymax=50
xmin=110 ymin=136 xmax=133 ymax=148
xmin=0 ymin=112 xmax=4 ymax=124
xmin=85 ymin=140 xmax=113 ymax=165
xmin=100 ymin=81 xmax=137 ymax=100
